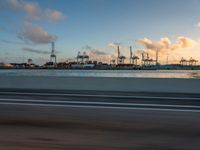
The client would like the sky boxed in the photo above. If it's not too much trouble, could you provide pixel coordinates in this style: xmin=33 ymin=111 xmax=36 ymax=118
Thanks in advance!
xmin=1 ymin=0 xmax=200 ymax=64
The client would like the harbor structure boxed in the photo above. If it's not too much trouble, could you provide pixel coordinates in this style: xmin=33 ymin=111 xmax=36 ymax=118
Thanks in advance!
xmin=142 ymin=52 xmax=154 ymax=66
xmin=188 ymin=57 xmax=198 ymax=66
xmin=129 ymin=46 xmax=139 ymax=65
xmin=180 ymin=57 xmax=198 ymax=66
xmin=1 ymin=41 xmax=200 ymax=69
xmin=117 ymin=46 xmax=126 ymax=64
xmin=50 ymin=42 xmax=57 ymax=65
xmin=180 ymin=57 xmax=187 ymax=66
xmin=76 ymin=51 xmax=89 ymax=64
xmin=156 ymin=49 xmax=159 ymax=65
xmin=27 ymin=59 xmax=33 ymax=65
xmin=141 ymin=49 xmax=159 ymax=66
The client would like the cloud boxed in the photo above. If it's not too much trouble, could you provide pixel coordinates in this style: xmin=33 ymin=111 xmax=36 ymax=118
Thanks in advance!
xmin=137 ymin=36 xmax=196 ymax=53
xmin=108 ymin=42 xmax=120 ymax=49
xmin=88 ymin=50 xmax=107 ymax=56
xmin=107 ymin=37 xmax=197 ymax=64
xmin=83 ymin=45 xmax=110 ymax=62
xmin=84 ymin=45 xmax=107 ymax=55
xmin=1 ymin=0 xmax=65 ymax=22
xmin=137 ymin=37 xmax=171 ymax=52
xmin=0 ymin=0 xmax=22 ymax=10
xmin=23 ymin=1 xmax=41 ymax=20
xmin=195 ymin=22 xmax=200 ymax=27
xmin=45 ymin=9 xmax=65 ymax=22
xmin=171 ymin=36 xmax=196 ymax=50
xmin=137 ymin=36 xmax=197 ymax=63
xmin=17 ymin=22 xmax=57 ymax=44
xmin=0 ymin=39 xmax=24 ymax=45
xmin=22 ymin=47 xmax=51 ymax=54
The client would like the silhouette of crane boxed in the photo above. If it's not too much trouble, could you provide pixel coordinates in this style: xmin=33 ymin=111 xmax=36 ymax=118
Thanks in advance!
xmin=50 ymin=42 xmax=57 ymax=64
xmin=129 ymin=46 xmax=139 ymax=65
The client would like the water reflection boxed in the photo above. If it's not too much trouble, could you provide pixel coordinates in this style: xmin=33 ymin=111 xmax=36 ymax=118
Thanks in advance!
xmin=0 ymin=69 xmax=200 ymax=78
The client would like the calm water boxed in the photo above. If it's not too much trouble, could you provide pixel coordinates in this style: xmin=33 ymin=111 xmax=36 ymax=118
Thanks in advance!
xmin=0 ymin=69 xmax=200 ymax=78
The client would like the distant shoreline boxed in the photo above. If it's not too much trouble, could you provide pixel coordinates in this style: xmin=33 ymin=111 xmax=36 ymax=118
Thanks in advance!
xmin=1 ymin=68 xmax=200 ymax=70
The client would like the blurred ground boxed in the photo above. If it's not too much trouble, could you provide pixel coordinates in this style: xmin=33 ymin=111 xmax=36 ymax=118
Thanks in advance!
xmin=0 ymin=91 xmax=199 ymax=150
xmin=0 ymin=118 xmax=200 ymax=150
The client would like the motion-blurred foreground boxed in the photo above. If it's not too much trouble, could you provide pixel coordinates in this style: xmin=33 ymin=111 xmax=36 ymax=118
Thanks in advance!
xmin=0 ymin=90 xmax=200 ymax=150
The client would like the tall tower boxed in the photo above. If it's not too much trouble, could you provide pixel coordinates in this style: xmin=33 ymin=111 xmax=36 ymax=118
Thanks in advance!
xmin=50 ymin=42 xmax=57 ymax=64
xmin=117 ymin=45 xmax=120 ymax=65
xmin=156 ymin=49 xmax=159 ymax=65
xmin=141 ymin=53 xmax=144 ymax=65
xmin=130 ymin=46 xmax=132 ymax=64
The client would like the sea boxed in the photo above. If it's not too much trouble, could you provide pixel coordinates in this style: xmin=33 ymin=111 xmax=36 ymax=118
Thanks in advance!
xmin=0 ymin=69 xmax=200 ymax=78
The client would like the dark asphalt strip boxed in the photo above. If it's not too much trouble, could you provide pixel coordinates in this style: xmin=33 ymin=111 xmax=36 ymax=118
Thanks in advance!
xmin=0 ymin=99 xmax=200 ymax=112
